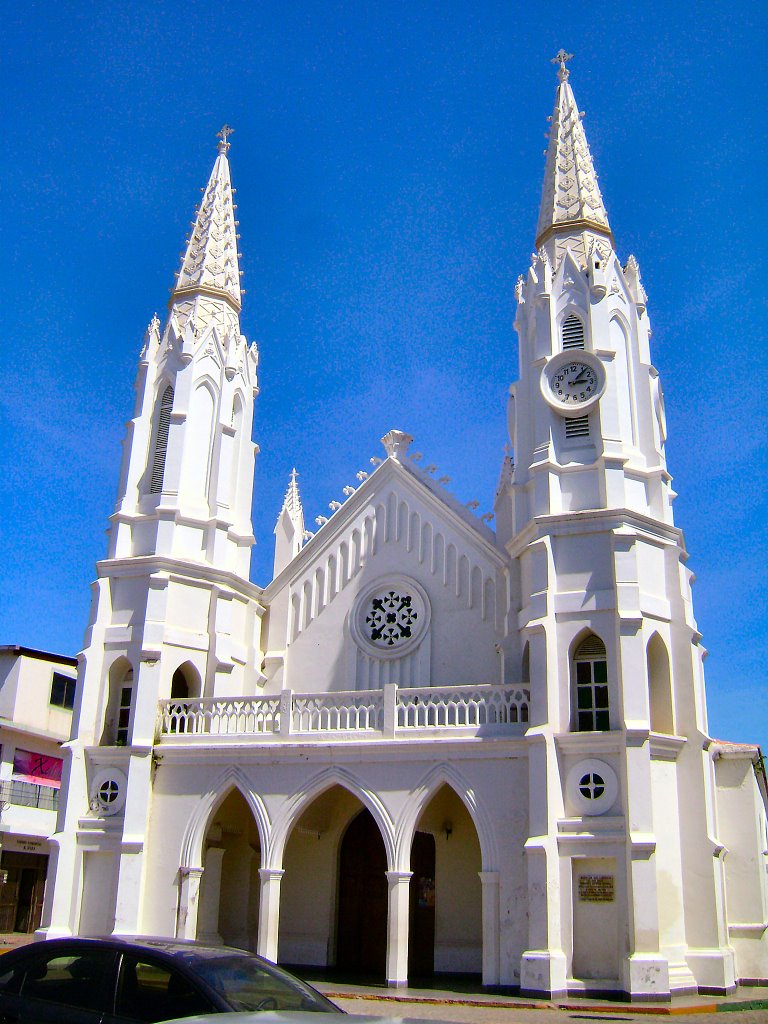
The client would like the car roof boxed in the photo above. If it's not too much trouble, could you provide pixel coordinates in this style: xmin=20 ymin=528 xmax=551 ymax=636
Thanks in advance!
xmin=3 ymin=936 xmax=260 ymax=962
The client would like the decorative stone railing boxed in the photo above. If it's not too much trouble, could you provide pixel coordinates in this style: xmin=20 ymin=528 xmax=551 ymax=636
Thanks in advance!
xmin=157 ymin=683 xmax=529 ymax=741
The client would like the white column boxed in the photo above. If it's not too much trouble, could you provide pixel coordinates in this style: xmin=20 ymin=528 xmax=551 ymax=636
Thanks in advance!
xmin=197 ymin=847 xmax=225 ymax=944
xmin=479 ymin=871 xmax=500 ymax=986
xmin=257 ymin=868 xmax=284 ymax=963
xmin=112 ymin=749 xmax=153 ymax=935
xmin=177 ymin=866 xmax=204 ymax=940
xmin=386 ymin=870 xmax=412 ymax=988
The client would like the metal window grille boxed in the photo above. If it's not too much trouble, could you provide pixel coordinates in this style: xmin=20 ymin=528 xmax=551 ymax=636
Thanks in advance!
xmin=149 ymin=385 xmax=174 ymax=494
xmin=0 ymin=780 xmax=59 ymax=811
xmin=562 ymin=314 xmax=585 ymax=350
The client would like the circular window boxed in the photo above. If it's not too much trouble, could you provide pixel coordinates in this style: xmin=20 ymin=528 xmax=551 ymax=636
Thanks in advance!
xmin=350 ymin=577 xmax=430 ymax=658
xmin=578 ymin=772 xmax=605 ymax=800
xmin=566 ymin=759 xmax=618 ymax=816
xmin=90 ymin=767 xmax=127 ymax=817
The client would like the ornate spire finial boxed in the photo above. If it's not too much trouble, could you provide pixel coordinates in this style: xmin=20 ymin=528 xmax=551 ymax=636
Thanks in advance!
xmin=217 ymin=124 xmax=234 ymax=154
xmin=551 ymin=48 xmax=574 ymax=82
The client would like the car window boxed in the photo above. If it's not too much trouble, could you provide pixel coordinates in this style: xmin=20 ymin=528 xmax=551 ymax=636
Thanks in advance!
xmin=195 ymin=954 xmax=338 ymax=1012
xmin=0 ymin=960 xmax=24 ymax=995
xmin=19 ymin=949 xmax=116 ymax=1013
xmin=115 ymin=955 xmax=212 ymax=1022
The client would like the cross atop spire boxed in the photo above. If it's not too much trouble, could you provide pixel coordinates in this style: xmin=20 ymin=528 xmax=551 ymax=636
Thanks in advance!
xmin=217 ymin=124 xmax=234 ymax=154
xmin=551 ymin=48 xmax=574 ymax=81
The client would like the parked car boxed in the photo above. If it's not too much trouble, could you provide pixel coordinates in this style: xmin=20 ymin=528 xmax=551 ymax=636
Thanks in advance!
xmin=0 ymin=936 xmax=344 ymax=1023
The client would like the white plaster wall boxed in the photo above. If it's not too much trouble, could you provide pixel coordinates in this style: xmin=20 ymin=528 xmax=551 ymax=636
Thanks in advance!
xmin=650 ymin=758 xmax=687 ymax=960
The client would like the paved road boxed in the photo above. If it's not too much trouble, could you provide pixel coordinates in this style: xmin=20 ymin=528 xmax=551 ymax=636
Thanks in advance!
xmin=332 ymin=994 xmax=768 ymax=1024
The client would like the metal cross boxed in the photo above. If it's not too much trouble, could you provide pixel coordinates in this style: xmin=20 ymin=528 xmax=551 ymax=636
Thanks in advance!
xmin=551 ymin=49 xmax=574 ymax=80
xmin=217 ymin=124 xmax=235 ymax=152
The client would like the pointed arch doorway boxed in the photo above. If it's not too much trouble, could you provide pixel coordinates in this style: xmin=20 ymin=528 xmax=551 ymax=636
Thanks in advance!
xmin=336 ymin=809 xmax=388 ymax=976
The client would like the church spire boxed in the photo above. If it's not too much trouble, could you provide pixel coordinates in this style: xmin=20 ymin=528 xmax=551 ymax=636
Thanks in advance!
xmin=173 ymin=125 xmax=242 ymax=310
xmin=273 ymin=469 xmax=306 ymax=576
xmin=535 ymin=51 xmax=612 ymax=252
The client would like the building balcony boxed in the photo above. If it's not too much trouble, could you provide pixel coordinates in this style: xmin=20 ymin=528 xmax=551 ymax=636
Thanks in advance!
xmin=156 ymin=683 xmax=530 ymax=744
xmin=0 ymin=779 xmax=59 ymax=811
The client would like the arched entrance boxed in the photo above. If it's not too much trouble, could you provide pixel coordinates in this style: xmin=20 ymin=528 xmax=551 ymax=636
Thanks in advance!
xmin=412 ymin=784 xmax=482 ymax=977
xmin=336 ymin=809 xmax=388 ymax=976
xmin=197 ymin=789 xmax=261 ymax=949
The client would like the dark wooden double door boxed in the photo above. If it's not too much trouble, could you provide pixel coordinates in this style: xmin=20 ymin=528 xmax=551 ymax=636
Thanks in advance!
xmin=336 ymin=810 xmax=435 ymax=979
xmin=0 ymin=852 xmax=48 ymax=933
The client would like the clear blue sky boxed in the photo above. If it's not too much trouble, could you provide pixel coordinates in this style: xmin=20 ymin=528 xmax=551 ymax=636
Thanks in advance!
xmin=1 ymin=2 xmax=765 ymax=746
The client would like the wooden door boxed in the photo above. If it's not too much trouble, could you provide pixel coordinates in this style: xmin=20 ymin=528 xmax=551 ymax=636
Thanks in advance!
xmin=336 ymin=810 xmax=387 ymax=976
xmin=409 ymin=831 xmax=435 ymax=978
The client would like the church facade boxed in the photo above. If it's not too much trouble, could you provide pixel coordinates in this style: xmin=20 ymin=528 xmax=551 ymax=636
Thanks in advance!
xmin=40 ymin=57 xmax=768 ymax=1000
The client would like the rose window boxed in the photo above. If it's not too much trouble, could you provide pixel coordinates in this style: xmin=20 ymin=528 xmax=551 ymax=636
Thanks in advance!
xmin=365 ymin=591 xmax=418 ymax=648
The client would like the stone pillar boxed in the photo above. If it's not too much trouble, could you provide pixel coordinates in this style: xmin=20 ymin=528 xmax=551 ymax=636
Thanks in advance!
xmin=112 ymin=749 xmax=153 ymax=935
xmin=386 ymin=870 xmax=412 ymax=988
xmin=177 ymin=866 xmax=204 ymax=940
xmin=36 ymin=834 xmax=79 ymax=939
xmin=520 ymin=733 xmax=567 ymax=998
xmin=479 ymin=871 xmax=500 ymax=986
xmin=197 ymin=847 xmax=225 ymax=945
xmin=257 ymin=868 xmax=284 ymax=963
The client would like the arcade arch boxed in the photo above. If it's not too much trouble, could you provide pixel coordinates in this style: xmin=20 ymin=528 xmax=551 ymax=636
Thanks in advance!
xmin=197 ymin=788 xmax=261 ymax=950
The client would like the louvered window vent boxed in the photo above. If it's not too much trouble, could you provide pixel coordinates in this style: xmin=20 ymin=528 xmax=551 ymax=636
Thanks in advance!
xmin=562 ymin=314 xmax=585 ymax=350
xmin=150 ymin=385 xmax=174 ymax=494
xmin=565 ymin=414 xmax=590 ymax=439
xmin=575 ymin=635 xmax=606 ymax=659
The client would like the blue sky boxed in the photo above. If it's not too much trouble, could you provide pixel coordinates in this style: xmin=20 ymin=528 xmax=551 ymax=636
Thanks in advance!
xmin=1 ymin=2 xmax=765 ymax=746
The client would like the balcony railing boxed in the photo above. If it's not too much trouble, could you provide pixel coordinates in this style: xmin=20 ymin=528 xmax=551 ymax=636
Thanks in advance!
xmin=0 ymin=780 xmax=59 ymax=811
xmin=157 ymin=683 xmax=529 ymax=742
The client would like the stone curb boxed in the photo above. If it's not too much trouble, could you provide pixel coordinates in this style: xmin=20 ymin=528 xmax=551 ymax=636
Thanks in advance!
xmin=330 ymin=991 xmax=768 ymax=1015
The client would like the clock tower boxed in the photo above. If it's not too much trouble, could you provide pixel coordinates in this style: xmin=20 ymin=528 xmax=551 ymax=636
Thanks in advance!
xmin=495 ymin=52 xmax=736 ymax=997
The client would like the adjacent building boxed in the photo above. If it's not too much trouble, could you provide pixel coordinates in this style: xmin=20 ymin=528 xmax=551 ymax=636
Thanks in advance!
xmin=0 ymin=646 xmax=75 ymax=933
xmin=39 ymin=57 xmax=768 ymax=998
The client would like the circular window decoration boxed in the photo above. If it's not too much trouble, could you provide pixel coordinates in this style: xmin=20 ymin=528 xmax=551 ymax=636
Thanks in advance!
xmin=350 ymin=576 xmax=430 ymax=658
xmin=566 ymin=759 xmax=618 ymax=816
xmin=90 ymin=767 xmax=128 ymax=817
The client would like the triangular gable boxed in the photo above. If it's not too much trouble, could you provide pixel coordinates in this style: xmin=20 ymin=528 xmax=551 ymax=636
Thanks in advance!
xmin=264 ymin=455 xmax=504 ymax=602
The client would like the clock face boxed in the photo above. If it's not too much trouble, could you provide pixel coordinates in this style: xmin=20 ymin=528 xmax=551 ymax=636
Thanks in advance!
xmin=549 ymin=361 xmax=599 ymax=407
xmin=540 ymin=352 xmax=606 ymax=416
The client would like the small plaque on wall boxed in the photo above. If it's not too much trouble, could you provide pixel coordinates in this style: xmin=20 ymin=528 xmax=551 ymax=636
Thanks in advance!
xmin=578 ymin=874 xmax=615 ymax=903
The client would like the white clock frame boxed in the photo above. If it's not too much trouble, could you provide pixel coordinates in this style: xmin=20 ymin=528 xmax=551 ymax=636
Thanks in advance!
xmin=540 ymin=351 xmax=606 ymax=418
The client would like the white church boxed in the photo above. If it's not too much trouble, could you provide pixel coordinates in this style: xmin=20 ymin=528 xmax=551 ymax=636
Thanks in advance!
xmin=39 ymin=54 xmax=768 ymax=1000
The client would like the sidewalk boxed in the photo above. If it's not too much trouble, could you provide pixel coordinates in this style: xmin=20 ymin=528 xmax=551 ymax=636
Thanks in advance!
xmin=308 ymin=977 xmax=768 ymax=1019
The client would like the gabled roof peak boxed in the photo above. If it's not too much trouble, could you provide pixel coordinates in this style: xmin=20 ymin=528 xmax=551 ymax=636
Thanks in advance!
xmin=535 ymin=53 xmax=612 ymax=250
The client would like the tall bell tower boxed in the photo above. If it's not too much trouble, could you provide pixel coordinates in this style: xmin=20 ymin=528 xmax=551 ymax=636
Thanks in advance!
xmin=496 ymin=53 xmax=736 ymax=998
xmin=42 ymin=129 xmax=264 ymax=940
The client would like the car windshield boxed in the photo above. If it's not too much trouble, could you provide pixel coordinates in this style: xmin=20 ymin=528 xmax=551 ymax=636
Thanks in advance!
xmin=193 ymin=954 xmax=338 ymax=1013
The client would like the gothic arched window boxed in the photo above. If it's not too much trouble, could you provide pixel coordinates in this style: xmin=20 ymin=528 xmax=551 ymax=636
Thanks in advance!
xmin=149 ymin=384 xmax=174 ymax=494
xmin=561 ymin=314 xmax=585 ymax=351
xmin=573 ymin=634 xmax=609 ymax=731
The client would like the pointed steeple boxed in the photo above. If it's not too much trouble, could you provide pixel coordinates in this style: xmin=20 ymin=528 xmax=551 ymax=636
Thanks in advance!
xmin=273 ymin=469 xmax=306 ymax=576
xmin=173 ymin=125 xmax=242 ymax=309
xmin=535 ymin=51 xmax=612 ymax=253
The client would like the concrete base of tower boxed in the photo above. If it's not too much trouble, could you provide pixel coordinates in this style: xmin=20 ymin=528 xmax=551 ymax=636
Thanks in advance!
xmin=686 ymin=948 xmax=737 ymax=995
xmin=520 ymin=950 xmax=568 ymax=999
xmin=621 ymin=953 xmax=671 ymax=1000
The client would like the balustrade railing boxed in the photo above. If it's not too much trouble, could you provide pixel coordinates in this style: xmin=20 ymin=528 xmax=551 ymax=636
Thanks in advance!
xmin=157 ymin=683 xmax=529 ymax=742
